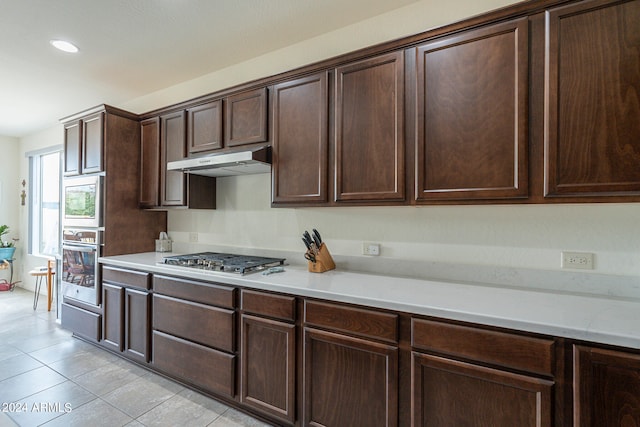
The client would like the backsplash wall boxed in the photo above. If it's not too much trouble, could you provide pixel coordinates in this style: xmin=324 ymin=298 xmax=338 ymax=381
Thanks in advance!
xmin=168 ymin=174 xmax=640 ymax=277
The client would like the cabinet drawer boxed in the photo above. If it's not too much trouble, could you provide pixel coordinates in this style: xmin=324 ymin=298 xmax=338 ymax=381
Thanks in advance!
xmin=153 ymin=275 xmax=235 ymax=309
xmin=411 ymin=318 xmax=555 ymax=376
xmin=102 ymin=266 xmax=150 ymax=290
xmin=61 ymin=303 xmax=101 ymax=342
xmin=241 ymin=289 xmax=295 ymax=321
xmin=153 ymin=294 xmax=235 ymax=352
xmin=304 ymin=300 xmax=398 ymax=344
xmin=153 ymin=330 xmax=235 ymax=397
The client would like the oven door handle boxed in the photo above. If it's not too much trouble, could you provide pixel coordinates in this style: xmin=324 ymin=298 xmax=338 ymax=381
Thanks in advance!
xmin=62 ymin=243 xmax=96 ymax=253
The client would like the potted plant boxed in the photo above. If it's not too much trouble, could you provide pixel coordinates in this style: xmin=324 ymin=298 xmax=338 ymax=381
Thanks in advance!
xmin=0 ymin=225 xmax=16 ymax=261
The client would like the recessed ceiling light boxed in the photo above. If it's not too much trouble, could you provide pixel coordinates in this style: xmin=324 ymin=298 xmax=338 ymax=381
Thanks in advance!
xmin=50 ymin=39 xmax=79 ymax=53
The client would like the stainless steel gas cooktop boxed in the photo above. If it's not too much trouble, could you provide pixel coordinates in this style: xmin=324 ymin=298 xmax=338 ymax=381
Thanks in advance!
xmin=160 ymin=252 xmax=286 ymax=275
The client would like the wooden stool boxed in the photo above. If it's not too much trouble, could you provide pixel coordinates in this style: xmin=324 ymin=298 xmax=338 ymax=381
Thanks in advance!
xmin=29 ymin=260 xmax=55 ymax=311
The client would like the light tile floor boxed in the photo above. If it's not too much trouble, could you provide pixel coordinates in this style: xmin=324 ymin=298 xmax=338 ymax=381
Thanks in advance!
xmin=0 ymin=288 xmax=274 ymax=427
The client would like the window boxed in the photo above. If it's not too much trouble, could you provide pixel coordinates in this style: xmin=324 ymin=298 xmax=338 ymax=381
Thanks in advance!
xmin=29 ymin=149 xmax=62 ymax=256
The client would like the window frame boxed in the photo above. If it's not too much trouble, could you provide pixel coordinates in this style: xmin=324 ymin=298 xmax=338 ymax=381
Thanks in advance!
xmin=27 ymin=146 xmax=63 ymax=257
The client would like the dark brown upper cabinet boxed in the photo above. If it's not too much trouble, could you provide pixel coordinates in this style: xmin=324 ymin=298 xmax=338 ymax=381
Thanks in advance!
xmin=414 ymin=18 xmax=529 ymax=202
xmin=335 ymin=51 xmax=405 ymax=202
xmin=544 ymin=0 xmax=640 ymax=197
xmin=225 ymin=87 xmax=268 ymax=147
xmin=187 ymin=100 xmax=223 ymax=154
xmin=63 ymin=120 xmax=81 ymax=176
xmin=139 ymin=117 xmax=161 ymax=208
xmin=82 ymin=112 xmax=105 ymax=175
xmin=160 ymin=111 xmax=187 ymax=206
xmin=271 ymin=72 xmax=329 ymax=205
xmin=63 ymin=111 xmax=104 ymax=176
xmin=141 ymin=113 xmax=215 ymax=210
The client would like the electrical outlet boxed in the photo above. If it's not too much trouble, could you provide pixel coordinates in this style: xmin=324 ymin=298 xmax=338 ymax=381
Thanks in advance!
xmin=189 ymin=232 xmax=198 ymax=243
xmin=561 ymin=251 xmax=594 ymax=270
xmin=362 ymin=242 xmax=380 ymax=256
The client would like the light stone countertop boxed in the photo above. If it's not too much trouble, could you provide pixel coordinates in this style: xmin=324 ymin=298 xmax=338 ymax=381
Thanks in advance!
xmin=99 ymin=252 xmax=640 ymax=350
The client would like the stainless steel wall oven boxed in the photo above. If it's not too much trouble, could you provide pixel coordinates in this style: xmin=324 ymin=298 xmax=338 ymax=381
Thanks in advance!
xmin=61 ymin=228 xmax=101 ymax=305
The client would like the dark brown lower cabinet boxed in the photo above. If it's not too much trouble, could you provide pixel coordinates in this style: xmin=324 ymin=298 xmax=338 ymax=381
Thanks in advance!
xmin=71 ymin=265 xmax=640 ymax=427
xmin=102 ymin=283 xmax=124 ymax=352
xmin=102 ymin=283 xmax=150 ymax=363
xmin=123 ymin=288 xmax=150 ymax=363
xmin=240 ymin=314 xmax=295 ymax=424
xmin=152 ymin=294 xmax=235 ymax=352
xmin=303 ymin=327 xmax=398 ymax=427
xmin=151 ymin=280 xmax=237 ymax=399
xmin=411 ymin=352 xmax=553 ymax=427
xmin=153 ymin=330 xmax=235 ymax=397
xmin=100 ymin=267 xmax=151 ymax=363
xmin=574 ymin=345 xmax=640 ymax=427
xmin=61 ymin=302 xmax=101 ymax=342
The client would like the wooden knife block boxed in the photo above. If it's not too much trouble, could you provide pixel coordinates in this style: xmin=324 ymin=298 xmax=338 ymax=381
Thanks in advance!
xmin=308 ymin=243 xmax=336 ymax=273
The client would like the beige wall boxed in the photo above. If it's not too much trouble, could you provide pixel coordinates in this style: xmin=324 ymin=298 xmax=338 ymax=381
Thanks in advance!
xmin=169 ymin=175 xmax=640 ymax=277
xmin=7 ymin=0 xmax=640 ymax=287
xmin=0 ymin=136 xmax=20 ymax=256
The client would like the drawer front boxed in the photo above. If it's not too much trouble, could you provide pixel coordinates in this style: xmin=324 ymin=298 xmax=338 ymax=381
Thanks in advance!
xmin=61 ymin=303 xmax=101 ymax=342
xmin=241 ymin=289 xmax=295 ymax=321
xmin=153 ymin=275 xmax=235 ymax=309
xmin=411 ymin=318 xmax=555 ymax=376
xmin=304 ymin=300 xmax=398 ymax=344
xmin=102 ymin=266 xmax=150 ymax=290
xmin=153 ymin=294 xmax=235 ymax=352
xmin=153 ymin=330 xmax=235 ymax=397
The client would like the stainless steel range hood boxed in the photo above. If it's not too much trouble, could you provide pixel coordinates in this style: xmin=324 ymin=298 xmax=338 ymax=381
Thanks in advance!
xmin=167 ymin=145 xmax=271 ymax=177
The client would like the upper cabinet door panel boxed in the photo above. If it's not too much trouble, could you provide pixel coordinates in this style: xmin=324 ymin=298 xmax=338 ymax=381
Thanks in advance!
xmin=272 ymin=72 xmax=329 ymax=204
xmin=415 ymin=18 xmax=529 ymax=201
xmin=160 ymin=111 xmax=187 ymax=206
xmin=187 ymin=100 xmax=223 ymax=154
xmin=64 ymin=120 xmax=82 ymax=176
xmin=545 ymin=0 xmax=640 ymax=197
xmin=140 ymin=117 xmax=160 ymax=208
xmin=225 ymin=88 xmax=268 ymax=147
xmin=335 ymin=51 xmax=405 ymax=202
xmin=82 ymin=112 xmax=105 ymax=174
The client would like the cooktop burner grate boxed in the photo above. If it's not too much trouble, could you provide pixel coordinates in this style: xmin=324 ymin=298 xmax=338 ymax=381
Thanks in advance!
xmin=161 ymin=252 xmax=285 ymax=275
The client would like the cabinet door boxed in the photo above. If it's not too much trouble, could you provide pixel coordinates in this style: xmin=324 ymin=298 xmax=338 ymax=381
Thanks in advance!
xmin=544 ymin=0 xmax=640 ymax=197
xmin=412 ymin=352 xmax=553 ymax=427
xmin=272 ymin=72 xmax=329 ymax=204
xmin=140 ymin=117 xmax=160 ymax=208
xmin=225 ymin=88 xmax=268 ymax=147
xmin=102 ymin=283 xmax=124 ymax=352
xmin=187 ymin=100 xmax=223 ymax=154
xmin=124 ymin=288 xmax=150 ymax=363
xmin=82 ymin=112 xmax=104 ymax=174
xmin=241 ymin=314 xmax=295 ymax=423
xmin=574 ymin=345 xmax=640 ymax=426
xmin=64 ymin=120 xmax=82 ymax=176
xmin=415 ymin=18 xmax=528 ymax=201
xmin=304 ymin=327 xmax=398 ymax=427
xmin=160 ymin=111 xmax=187 ymax=206
xmin=335 ymin=51 xmax=405 ymax=202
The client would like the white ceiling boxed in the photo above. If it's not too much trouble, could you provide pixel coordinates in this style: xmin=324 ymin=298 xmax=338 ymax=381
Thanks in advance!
xmin=0 ymin=0 xmax=418 ymax=138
